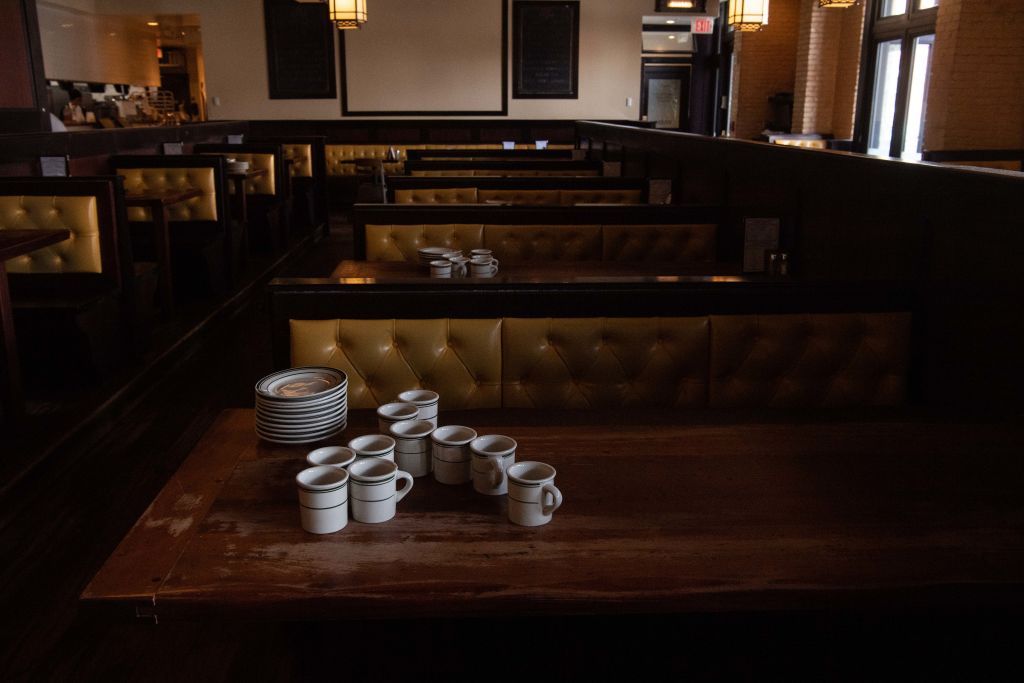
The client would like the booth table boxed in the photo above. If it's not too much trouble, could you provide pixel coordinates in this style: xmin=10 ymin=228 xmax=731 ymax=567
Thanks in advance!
xmin=81 ymin=408 xmax=1024 ymax=621
xmin=124 ymin=188 xmax=203 ymax=312
xmin=0 ymin=229 xmax=71 ymax=420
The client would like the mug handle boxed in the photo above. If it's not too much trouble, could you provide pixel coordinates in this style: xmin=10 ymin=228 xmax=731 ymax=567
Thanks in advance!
xmin=541 ymin=483 xmax=562 ymax=516
xmin=395 ymin=471 xmax=415 ymax=504
xmin=487 ymin=458 xmax=505 ymax=489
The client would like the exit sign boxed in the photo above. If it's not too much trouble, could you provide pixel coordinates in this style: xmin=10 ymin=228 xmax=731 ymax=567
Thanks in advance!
xmin=692 ymin=17 xmax=714 ymax=34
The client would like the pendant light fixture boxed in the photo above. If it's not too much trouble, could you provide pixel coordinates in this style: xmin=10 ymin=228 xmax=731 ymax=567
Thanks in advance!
xmin=818 ymin=0 xmax=856 ymax=7
xmin=327 ymin=0 xmax=367 ymax=30
xmin=728 ymin=0 xmax=770 ymax=32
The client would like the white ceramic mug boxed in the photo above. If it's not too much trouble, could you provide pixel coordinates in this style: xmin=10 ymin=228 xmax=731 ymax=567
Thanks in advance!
xmin=470 ymin=257 xmax=499 ymax=278
xmin=430 ymin=260 xmax=452 ymax=278
xmin=306 ymin=446 xmax=357 ymax=469
xmin=507 ymin=461 xmax=562 ymax=527
xmin=431 ymin=425 xmax=477 ymax=485
xmin=389 ymin=419 xmax=435 ymax=478
xmin=296 ymin=465 xmax=349 ymax=534
xmin=348 ymin=434 xmax=396 ymax=462
xmin=447 ymin=255 xmax=470 ymax=278
xmin=396 ymin=389 xmax=439 ymax=427
xmin=470 ymin=249 xmax=493 ymax=259
xmin=376 ymin=402 xmax=419 ymax=434
xmin=470 ymin=434 xmax=517 ymax=496
xmin=348 ymin=458 xmax=414 ymax=524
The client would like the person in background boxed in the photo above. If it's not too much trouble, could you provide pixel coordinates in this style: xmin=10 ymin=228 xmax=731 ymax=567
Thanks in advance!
xmin=62 ymin=89 xmax=85 ymax=125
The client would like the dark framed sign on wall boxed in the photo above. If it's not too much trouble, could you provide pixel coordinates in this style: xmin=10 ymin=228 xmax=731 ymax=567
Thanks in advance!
xmin=513 ymin=1 xmax=580 ymax=99
xmin=264 ymin=0 xmax=337 ymax=99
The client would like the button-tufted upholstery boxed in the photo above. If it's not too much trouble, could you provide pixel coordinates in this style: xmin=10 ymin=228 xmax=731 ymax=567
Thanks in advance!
xmin=560 ymin=189 xmax=643 ymax=205
xmin=290 ymin=318 xmax=503 ymax=409
xmin=282 ymin=144 xmax=313 ymax=178
xmin=483 ymin=225 xmax=602 ymax=262
xmin=365 ymin=224 xmax=484 ymax=261
xmin=0 ymin=195 xmax=101 ymax=273
xmin=502 ymin=317 xmax=709 ymax=409
xmin=202 ymin=152 xmax=276 ymax=195
xmin=709 ymin=313 xmax=912 ymax=408
xmin=289 ymin=313 xmax=912 ymax=410
xmin=326 ymin=144 xmax=509 ymax=176
xmin=602 ymin=224 xmax=717 ymax=262
xmin=394 ymin=188 xmax=479 ymax=204
xmin=477 ymin=189 xmax=561 ymax=205
xmin=117 ymin=167 xmax=219 ymax=222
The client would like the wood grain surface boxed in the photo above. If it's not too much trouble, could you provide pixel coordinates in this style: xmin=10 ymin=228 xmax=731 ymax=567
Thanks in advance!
xmin=329 ymin=259 xmax=745 ymax=282
xmin=82 ymin=408 xmax=1024 ymax=621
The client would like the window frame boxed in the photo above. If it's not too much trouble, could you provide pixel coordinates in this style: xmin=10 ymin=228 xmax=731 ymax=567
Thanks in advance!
xmin=853 ymin=0 xmax=939 ymax=156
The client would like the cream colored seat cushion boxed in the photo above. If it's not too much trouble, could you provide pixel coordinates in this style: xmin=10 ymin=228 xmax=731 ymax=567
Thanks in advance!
xmin=365 ymin=224 xmax=484 ymax=261
xmin=0 ymin=195 xmax=101 ymax=273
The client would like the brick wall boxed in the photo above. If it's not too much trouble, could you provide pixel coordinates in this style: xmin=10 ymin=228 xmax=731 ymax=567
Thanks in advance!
xmin=730 ymin=0 xmax=801 ymax=139
xmin=792 ymin=0 xmax=864 ymax=138
xmin=925 ymin=0 xmax=1024 ymax=150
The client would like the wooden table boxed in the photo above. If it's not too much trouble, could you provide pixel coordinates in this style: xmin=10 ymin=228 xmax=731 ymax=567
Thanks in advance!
xmin=124 ymin=188 xmax=203 ymax=312
xmin=0 ymin=229 xmax=71 ymax=421
xmin=330 ymin=259 xmax=746 ymax=283
xmin=81 ymin=408 xmax=1024 ymax=621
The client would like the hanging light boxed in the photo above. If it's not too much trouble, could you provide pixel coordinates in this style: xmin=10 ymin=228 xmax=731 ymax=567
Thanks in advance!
xmin=728 ymin=0 xmax=770 ymax=32
xmin=818 ymin=0 xmax=856 ymax=7
xmin=327 ymin=0 xmax=367 ymax=30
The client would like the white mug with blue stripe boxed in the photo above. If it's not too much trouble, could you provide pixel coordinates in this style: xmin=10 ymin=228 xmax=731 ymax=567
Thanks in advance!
xmin=349 ymin=458 xmax=414 ymax=523
xmin=507 ymin=461 xmax=562 ymax=527
xmin=296 ymin=465 xmax=349 ymax=534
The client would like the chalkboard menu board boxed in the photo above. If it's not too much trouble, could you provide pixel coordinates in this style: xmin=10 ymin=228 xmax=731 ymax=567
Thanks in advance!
xmin=513 ymin=1 xmax=579 ymax=99
xmin=264 ymin=0 xmax=337 ymax=100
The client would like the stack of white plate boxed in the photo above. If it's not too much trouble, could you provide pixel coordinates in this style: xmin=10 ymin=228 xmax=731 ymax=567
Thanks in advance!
xmin=418 ymin=246 xmax=457 ymax=269
xmin=255 ymin=367 xmax=348 ymax=444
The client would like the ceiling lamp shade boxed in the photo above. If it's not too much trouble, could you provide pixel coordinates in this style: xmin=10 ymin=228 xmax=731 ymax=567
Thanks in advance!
xmin=328 ymin=0 xmax=367 ymax=30
xmin=818 ymin=0 xmax=856 ymax=7
xmin=728 ymin=0 xmax=770 ymax=32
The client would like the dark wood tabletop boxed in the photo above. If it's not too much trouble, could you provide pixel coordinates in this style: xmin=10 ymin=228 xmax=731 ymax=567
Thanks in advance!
xmin=0 ymin=229 xmax=71 ymax=261
xmin=81 ymin=408 xmax=1024 ymax=621
xmin=123 ymin=187 xmax=203 ymax=207
xmin=329 ymin=259 xmax=747 ymax=283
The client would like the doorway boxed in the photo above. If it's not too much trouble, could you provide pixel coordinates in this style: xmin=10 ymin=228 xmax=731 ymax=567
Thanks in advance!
xmin=642 ymin=64 xmax=691 ymax=130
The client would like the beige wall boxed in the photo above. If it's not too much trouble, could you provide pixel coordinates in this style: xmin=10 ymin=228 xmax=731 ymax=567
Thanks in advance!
xmin=68 ymin=0 xmax=682 ymax=121
xmin=730 ymin=0 xmax=801 ymax=139
xmin=924 ymin=0 xmax=1024 ymax=150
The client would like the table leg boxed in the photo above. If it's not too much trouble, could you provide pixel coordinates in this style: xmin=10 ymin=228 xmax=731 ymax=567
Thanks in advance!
xmin=0 ymin=263 xmax=24 ymax=421
xmin=152 ymin=203 xmax=175 ymax=313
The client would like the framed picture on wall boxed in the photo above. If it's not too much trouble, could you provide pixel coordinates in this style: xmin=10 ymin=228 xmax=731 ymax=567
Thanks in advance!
xmin=513 ymin=1 xmax=580 ymax=99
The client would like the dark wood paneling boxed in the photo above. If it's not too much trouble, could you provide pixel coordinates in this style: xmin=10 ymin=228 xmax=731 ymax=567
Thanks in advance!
xmin=574 ymin=121 xmax=1024 ymax=408
xmin=0 ymin=0 xmax=48 ymax=133
xmin=263 ymin=0 xmax=337 ymax=100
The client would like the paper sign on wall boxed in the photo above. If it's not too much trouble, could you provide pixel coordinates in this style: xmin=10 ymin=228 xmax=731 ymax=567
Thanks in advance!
xmin=39 ymin=156 xmax=69 ymax=177
xmin=743 ymin=217 xmax=780 ymax=272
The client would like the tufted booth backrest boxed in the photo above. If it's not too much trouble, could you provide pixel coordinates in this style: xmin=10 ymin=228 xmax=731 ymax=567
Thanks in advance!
xmin=288 ymin=313 xmax=910 ymax=410
xmin=560 ymin=189 xmax=643 ymax=205
xmin=477 ymin=189 xmax=561 ymax=205
xmin=394 ymin=188 xmax=479 ymax=204
xmin=282 ymin=144 xmax=313 ymax=178
xmin=365 ymin=223 xmax=484 ymax=261
xmin=290 ymin=318 xmax=503 ymax=409
xmin=117 ymin=166 xmax=219 ymax=222
xmin=0 ymin=195 xmax=102 ymax=273
xmin=483 ymin=224 xmax=602 ymax=262
xmin=326 ymin=144 xmax=510 ymax=176
xmin=602 ymin=224 xmax=717 ymax=262
xmin=502 ymin=317 xmax=710 ymax=409
xmin=709 ymin=313 xmax=912 ymax=408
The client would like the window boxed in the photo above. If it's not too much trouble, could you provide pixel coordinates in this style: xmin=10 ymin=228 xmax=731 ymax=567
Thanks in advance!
xmin=855 ymin=0 xmax=939 ymax=157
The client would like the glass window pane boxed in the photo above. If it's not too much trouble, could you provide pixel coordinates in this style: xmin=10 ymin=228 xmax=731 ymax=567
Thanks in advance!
xmin=900 ymin=34 xmax=935 ymax=161
xmin=868 ymin=40 xmax=902 ymax=156
xmin=881 ymin=0 xmax=908 ymax=16
xmin=918 ymin=0 xmax=938 ymax=9
xmin=648 ymin=78 xmax=682 ymax=129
